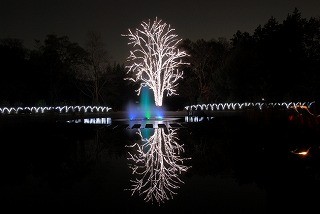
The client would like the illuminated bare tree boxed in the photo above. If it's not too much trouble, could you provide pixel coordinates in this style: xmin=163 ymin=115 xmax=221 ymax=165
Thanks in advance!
xmin=125 ymin=128 xmax=191 ymax=204
xmin=122 ymin=18 xmax=189 ymax=106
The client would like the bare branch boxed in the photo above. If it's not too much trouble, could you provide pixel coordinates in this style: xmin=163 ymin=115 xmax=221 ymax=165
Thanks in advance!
xmin=122 ymin=18 xmax=189 ymax=106
xmin=126 ymin=129 xmax=191 ymax=204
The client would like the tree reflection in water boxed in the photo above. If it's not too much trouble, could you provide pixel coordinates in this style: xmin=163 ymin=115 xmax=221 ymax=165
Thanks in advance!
xmin=125 ymin=128 xmax=191 ymax=204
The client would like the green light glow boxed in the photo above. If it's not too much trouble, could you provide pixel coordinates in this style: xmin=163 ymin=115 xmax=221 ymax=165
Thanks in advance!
xmin=141 ymin=87 xmax=153 ymax=120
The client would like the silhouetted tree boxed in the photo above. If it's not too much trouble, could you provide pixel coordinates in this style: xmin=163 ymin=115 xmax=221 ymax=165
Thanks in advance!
xmin=179 ymin=38 xmax=230 ymax=103
xmin=76 ymin=31 xmax=110 ymax=105
xmin=217 ymin=8 xmax=320 ymax=102
xmin=103 ymin=62 xmax=137 ymax=110
xmin=0 ymin=38 xmax=31 ymax=105
xmin=224 ymin=31 xmax=261 ymax=101
xmin=253 ymin=8 xmax=320 ymax=101
xmin=30 ymin=34 xmax=87 ymax=105
xmin=1 ymin=8 xmax=319 ymax=107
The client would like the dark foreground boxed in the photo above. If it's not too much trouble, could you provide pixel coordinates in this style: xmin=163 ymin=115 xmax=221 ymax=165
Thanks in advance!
xmin=1 ymin=109 xmax=320 ymax=213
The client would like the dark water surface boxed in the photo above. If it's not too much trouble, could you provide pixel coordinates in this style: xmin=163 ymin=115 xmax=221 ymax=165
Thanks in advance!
xmin=1 ymin=111 xmax=320 ymax=213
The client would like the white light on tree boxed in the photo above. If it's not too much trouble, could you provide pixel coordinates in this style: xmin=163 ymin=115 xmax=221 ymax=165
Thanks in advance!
xmin=125 ymin=128 xmax=191 ymax=204
xmin=122 ymin=18 xmax=189 ymax=106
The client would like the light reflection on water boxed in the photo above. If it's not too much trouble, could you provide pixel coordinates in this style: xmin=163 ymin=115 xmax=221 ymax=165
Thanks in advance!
xmin=66 ymin=117 xmax=112 ymax=125
xmin=290 ymin=144 xmax=320 ymax=159
xmin=3 ymin=112 xmax=320 ymax=213
xmin=184 ymin=116 xmax=214 ymax=122
xmin=125 ymin=128 xmax=191 ymax=205
xmin=66 ymin=116 xmax=216 ymax=127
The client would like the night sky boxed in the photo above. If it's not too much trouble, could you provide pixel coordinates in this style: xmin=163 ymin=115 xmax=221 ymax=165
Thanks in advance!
xmin=1 ymin=0 xmax=319 ymax=63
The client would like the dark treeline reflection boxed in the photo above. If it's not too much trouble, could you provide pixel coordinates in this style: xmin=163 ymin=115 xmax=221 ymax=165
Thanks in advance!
xmin=1 ymin=111 xmax=320 ymax=213
xmin=1 ymin=9 xmax=320 ymax=109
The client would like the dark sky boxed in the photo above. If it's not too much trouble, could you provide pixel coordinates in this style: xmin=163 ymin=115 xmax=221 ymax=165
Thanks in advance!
xmin=1 ymin=0 xmax=319 ymax=63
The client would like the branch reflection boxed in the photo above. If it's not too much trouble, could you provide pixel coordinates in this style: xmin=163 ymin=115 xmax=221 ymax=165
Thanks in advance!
xmin=126 ymin=128 xmax=191 ymax=204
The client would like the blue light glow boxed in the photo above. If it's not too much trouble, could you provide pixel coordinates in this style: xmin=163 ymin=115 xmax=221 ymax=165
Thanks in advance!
xmin=126 ymin=86 xmax=165 ymax=120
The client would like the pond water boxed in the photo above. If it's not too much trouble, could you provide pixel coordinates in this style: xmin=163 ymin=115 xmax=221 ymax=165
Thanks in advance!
xmin=1 ymin=112 xmax=320 ymax=213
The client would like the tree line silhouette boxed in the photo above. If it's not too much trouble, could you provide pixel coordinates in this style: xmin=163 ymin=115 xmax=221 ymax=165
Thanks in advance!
xmin=179 ymin=8 xmax=320 ymax=105
xmin=0 ymin=9 xmax=319 ymax=110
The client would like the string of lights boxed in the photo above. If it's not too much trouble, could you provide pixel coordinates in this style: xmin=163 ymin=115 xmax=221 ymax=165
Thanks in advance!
xmin=122 ymin=18 xmax=189 ymax=106
xmin=0 ymin=105 xmax=112 ymax=114
xmin=185 ymin=101 xmax=315 ymax=111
